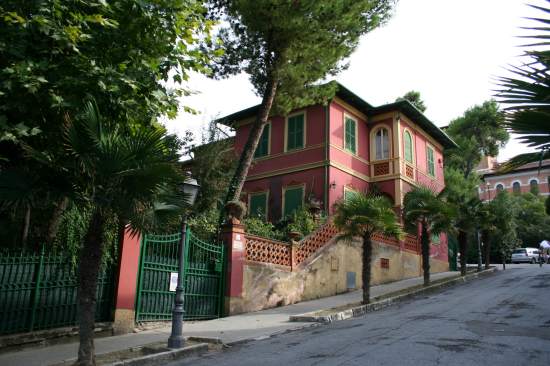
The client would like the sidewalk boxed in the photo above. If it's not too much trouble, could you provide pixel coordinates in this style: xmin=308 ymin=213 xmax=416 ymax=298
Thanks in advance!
xmin=0 ymin=271 xmax=459 ymax=366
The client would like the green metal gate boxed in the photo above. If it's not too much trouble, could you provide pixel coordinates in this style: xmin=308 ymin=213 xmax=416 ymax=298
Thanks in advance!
xmin=135 ymin=227 xmax=226 ymax=322
xmin=448 ymin=235 xmax=458 ymax=271
xmin=0 ymin=247 xmax=114 ymax=335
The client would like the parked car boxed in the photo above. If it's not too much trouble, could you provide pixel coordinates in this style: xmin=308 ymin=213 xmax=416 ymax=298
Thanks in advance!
xmin=511 ymin=248 xmax=540 ymax=264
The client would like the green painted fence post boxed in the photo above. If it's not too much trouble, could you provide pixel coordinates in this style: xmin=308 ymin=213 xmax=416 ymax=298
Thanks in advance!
xmin=29 ymin=244 xmax=45 ymax=331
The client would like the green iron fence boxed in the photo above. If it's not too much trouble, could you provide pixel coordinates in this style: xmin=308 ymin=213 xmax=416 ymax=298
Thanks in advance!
xmin=0 ymin=247 xmax=115 ymax=335
xmin=135 ymin=227 xmax=225 ymax=322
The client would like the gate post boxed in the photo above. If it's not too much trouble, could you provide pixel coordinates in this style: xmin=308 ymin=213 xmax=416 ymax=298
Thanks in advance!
xmin=113 ymin=226 xmax=141 ymax=334
xmin=221 ymin=218 xmax=245 ymax=315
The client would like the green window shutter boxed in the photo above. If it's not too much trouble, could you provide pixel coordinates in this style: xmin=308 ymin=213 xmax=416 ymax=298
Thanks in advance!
xmin=404 ymin=131 xmax=413 ymax=163
xmin=287 ymin=114 xmax=304 ymax=150
xmin=283 ymin=186 xmax=303 ymax=217
xmin=344 ymin=188 xmax=359 ymax=201
xmin=249 ymin=192 xmax=267 ymax=219
xmin=431 ymin=233 xmax=440 ymax=244
xmin=345 ymin=117 xmax=356 ymax=154
xmin=427 ymin=147 xmax=435 ymax=176
xmin=254 ymin=124 xmax=270 ymax=158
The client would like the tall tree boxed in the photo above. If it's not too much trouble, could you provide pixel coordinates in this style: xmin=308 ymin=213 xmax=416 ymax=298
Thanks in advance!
xmin=486 ymin=191 xmax=519 ymax=269
xmin=496 ymin=2 xmax=550 ymax=170
xmin=0 ymin=0 xmax=212 ymax=246
xmin=403 ymin=187 xmax=454 ymax=285
xmin=209 ymin=0 xmax=397 ymax=206
xmin=396 ymin=90 xmax=427 ymax=112
xmin=334 ymin=193 xmax=402 ymax=304
xmin=444 ymin=101 xmax=509 ymax=178
xmin=29 ymin=101 xmax=182 ymax=366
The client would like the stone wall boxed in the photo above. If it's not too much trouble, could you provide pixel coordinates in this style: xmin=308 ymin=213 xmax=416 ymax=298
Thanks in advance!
xmin=227 ymin=236 xmax=448 ymax=315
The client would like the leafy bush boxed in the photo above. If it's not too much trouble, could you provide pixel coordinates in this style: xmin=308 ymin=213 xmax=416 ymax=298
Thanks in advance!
xmin=284 ymin=206 xmax=325 ymax=239
xmin=187 ymin=209 xmax=220 ymax=242
xmin=243 ymin=216 xmax=286 ymax=241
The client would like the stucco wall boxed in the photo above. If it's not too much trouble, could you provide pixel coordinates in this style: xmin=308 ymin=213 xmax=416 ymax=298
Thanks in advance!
xmin=227 ymin=237 xmax=449 ymax=315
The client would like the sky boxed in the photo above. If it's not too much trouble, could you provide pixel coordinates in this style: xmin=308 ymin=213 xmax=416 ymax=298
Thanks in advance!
xmin=163 ymin=0 xmax=546 ymax=162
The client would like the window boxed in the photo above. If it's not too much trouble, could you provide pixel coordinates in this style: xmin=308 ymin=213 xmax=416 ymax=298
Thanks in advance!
xmin=344 ymin=116 xmax=357 ymax=154
xmin=512 ymin=181 xmax=521 ymax=194
xmin=431 ymin=233 xmax=440 ymax=244
xmin=375 ymin=128 xmax=389 ymax=160
xmin=249 ymin=192 xmax=268 ymax=219
xmin=404 ymin=130 xmax=413 ymax=163
xmin=530 ymin=179 xmax=539 ymax=194
xmin=344 ymin=187 xmax=359 ymax=201
xmin=496 ymin=184 xmax=504 ymax=193
xmin=286 ymin=114 xmax=305 ymax=151
xmin=283 ymin=185 xmax=304 ymax=217
xmin=254 ymin=124 xmax=270 ymax=158
xmin=426 ymin=145 xmax=435 ymax=177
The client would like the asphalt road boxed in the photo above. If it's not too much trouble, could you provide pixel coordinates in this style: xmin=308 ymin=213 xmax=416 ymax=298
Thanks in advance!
xmin=169 ymin=264 xmax=550 ymax=366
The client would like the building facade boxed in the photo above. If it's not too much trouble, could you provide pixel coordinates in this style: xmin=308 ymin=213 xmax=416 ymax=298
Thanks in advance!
xmin=478 ymin=157 xmax=550 ymax=201
xmin=219 ymin=83 xmax=456 ymax=263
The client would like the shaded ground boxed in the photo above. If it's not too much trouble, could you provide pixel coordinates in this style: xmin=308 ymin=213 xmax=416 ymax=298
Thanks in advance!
xmin=169 ymin=264 xmax=550 ymax=366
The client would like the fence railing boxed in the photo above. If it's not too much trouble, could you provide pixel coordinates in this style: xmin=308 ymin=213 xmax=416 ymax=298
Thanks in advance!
xmin=0 ymin=247 xmax=115 ymax=335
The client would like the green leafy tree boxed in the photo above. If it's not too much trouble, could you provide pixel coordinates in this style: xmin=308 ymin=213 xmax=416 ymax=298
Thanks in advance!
xmin=513 ymin=192 xmax=550 ymax=248
xmin=486 ymin=191 xmax=519 ymax=269
xmin=334 ymin=193 xmax=402 ymax=304
xmin=209 ymin=0 xmax=397 ymax=207
xmin=0 ymin=0 xmax=212 ymax=249
xmin=29 ymin=101 xmax=182 ymax=366
xmin=396 ymin=90 xmax=427 ymax=112
xmin=442 ymin=168 xmax=483 ymax=275
xmin=444 ymin=101 xmax=509 ymax=178
xmin=403 ymin=187 xmax=454 ymax=285
xmin=496 ymin=2 xmax=550 ymax=170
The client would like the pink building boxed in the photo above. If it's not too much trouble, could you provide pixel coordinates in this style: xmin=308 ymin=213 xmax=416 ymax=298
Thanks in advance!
xmin=478 ymin=157 xmax=550 ymax=201
xmin=218 ymin=83 xmax=456 ymax=261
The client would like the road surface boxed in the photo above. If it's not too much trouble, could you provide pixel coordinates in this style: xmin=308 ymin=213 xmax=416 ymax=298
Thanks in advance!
xmin=169 ymin=264 xmax=550 ymax=366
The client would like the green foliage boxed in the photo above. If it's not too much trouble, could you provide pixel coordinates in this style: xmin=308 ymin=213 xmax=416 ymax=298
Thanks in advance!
xmin=334 ymin=193 xmax=403 ymax=240
xmin=546 ymin=196 xmax=550 ymax=216
xmin=243 ymin=217 xmax=286 ymax=241
xmin=513 ymin=192 xmax=550 ymax=248
xmin=285 ymin=206 xmax=326 ymax=239
xmin=210 ymin=0 xmax=396 ymax=116
xmin=396 ymin=90 xmax=426 ymax=112
xmin=485 ymin=191 xmax=520 ymax=260
xmin=188 ymin=208 xmax=220 ymax=242
xmin=191 ymin=122 xmax=238 ymax=212
xmin=496 ymin=2 xmax=550 ymax=171
xmin=403 ymin=186 xmax=454 ymax=236
xmin=444 ymin=101 xmax=509 ymax=177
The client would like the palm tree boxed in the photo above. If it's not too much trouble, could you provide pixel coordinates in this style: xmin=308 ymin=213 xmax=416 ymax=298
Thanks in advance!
xmin=333 ymin=193 xmax=402 ymax=304
xmin=30 ymin=101 xmax=182 ymax=366
xmin=403 ymin=187 xmax=454 ymax=285
xmin=496 ymin=3 xmax=550 ymax=171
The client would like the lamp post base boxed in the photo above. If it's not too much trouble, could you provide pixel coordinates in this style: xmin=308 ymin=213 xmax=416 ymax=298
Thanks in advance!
xmin=167 ymin=334 xmax=185 ymax=349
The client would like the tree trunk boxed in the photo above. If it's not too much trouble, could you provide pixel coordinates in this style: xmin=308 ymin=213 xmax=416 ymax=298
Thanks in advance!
xmin=483 ymin=230 xmax=491 ymax=269
xmin=458 ymin=230 xmax=468 ymax=276
xmin=46 ymin=197 xmax=69 ymax=245
xmin=501 ymin=252 xmax=506 ymax=270
xmin=224 ymin=77 xmax=278 ymax=204
xmin=77 ymin=208 xmax=105 ymax=366
xmin=21 ymin=205 xmax=31 ymax=248
xmin=421 ymin=223 xmax=430 ymax=286
xmin=361 ymin=234 xmax=373 ymax=305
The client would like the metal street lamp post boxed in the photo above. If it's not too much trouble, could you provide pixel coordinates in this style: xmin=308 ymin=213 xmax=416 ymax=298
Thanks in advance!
xmin=168 ymin=178 xmax=200 ymax=349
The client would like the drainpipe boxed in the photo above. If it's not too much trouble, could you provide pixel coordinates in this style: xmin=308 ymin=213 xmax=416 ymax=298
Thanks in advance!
xmin=324 ymin=102 xmax=330 ymax=214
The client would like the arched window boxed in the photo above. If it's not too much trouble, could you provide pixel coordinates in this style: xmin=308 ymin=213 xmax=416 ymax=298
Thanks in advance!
xmin=496 ymin=184 xmax=504 ymax=193
xmin=375 ymin=128 xmax=390 ymax=160
xmin=404 ymin=130 xmax=413 ymax=163
xmin=512 ymin=181 xmax=521 ymax=194
xmin=530 ymin=179 xmax=539 ymax=194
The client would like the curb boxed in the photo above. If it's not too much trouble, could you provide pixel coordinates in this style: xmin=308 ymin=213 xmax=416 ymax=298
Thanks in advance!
xmin=289 ymin=268 xmax=497 ymax=323
xmin=107 ymin=343 xmax=209 ymax=366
